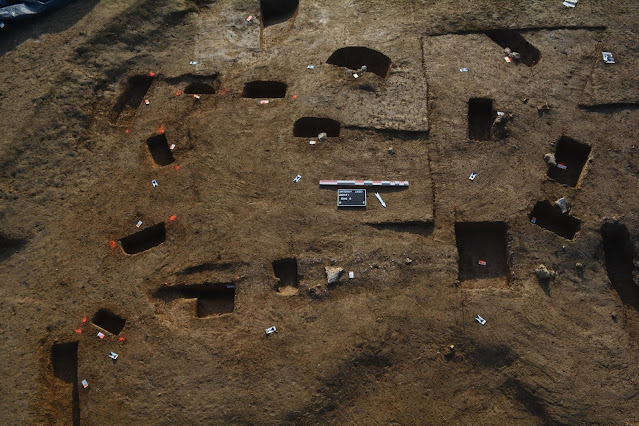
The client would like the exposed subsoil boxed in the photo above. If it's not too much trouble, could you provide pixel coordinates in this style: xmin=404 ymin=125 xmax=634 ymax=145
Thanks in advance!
xmin=1 ymin=0 xmax=639 ymax=424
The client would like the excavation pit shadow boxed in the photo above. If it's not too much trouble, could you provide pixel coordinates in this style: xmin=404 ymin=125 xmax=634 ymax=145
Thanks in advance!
xmin=146 ymin=134 xmax=175 ymax=166
xmin=91 ymin=309 xmax=126 ymax=335
xmin=272 ymin=257 xmax=300 ymax=295
xmin=468 ymin=98 xmax=497 ymax=141
xmin=485 ymin=30 xmax=541 ymax=67
xmin=51 ymin=342 xmax=80 ymax=425
xmin=326 ymin=46 xmax=392 ymax=78
xmin=547 ymin=136 xmax=591 ymax=187
xmin=601 ymin=223 xmax=639 ymax=310
xmin=154 ymin=282 xmax=236 ymax=317
xmin=293 ymin=117 xmax=340 ymax=137
xmin=0 ymin=235 xmax=26 ymax=262
xmin=110 ymin=74 xmax=154 ymax=123
xmin=367 ymin=221 xmax=434 ymax=237
xmin=243 ymin=81 xmax=287 ymax=98
xmin=165 ymin=73 xmax=220 ymax=95
xmin=529 ymin=201 xmax=581 ymax=240
xmin=260 ymin=0 xmax=299 ymax=28
xmin=455 ymin=222 xmax=510 ymax=287
xmin=120 ymin=222 xmax=166 ymax=254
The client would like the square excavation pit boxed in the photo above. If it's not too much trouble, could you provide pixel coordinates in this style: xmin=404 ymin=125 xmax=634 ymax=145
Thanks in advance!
xmin=120 ymin=222 xmax=166 ymax=254
xmin=260 ymin=0 xmax=299 ymax=28
xmin=529 ymin=201 xmax=581 ymax=240
xmin=601 ymin=223 xmax=639 ymax=310
xmin=468 ymin=98 xmax=497 ymax=141
xmin=484 ymin=30 xmax=541 ymax=67
xmin=146 ymin=134 xmax=175 ymax=166
xmin=91 ymin=309 xmax=126 ymax=335
xmin=154 ymin=282 xmax=236 ymax=317
xmin=547 ymin=136 xmax=591 ymax=187
xmin=272 ymin=257 xmax=299 ymax=294
xmin=455 ymin=222 xmax=510 ymax=287
xmin=110 ymin=74 xmax=154 ymax=123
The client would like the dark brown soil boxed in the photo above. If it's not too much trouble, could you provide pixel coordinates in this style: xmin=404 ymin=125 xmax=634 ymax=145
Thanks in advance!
xmin=2 ymin=0 xmax=639 ymax=424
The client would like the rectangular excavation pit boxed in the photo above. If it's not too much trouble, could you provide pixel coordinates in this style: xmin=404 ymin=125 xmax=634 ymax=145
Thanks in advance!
xmin=91 ymin=309 xmax=126 ymax=335
xmin=52 ymin=342 xmax=78 ymax=383
xmin=154 ymin=282 xmax=236 ymax=317
xmin=455 ymin=222 xmax=510 ymax=287
xmin=51 ymin=342 xmax=80 ymax=425
xmin=468 ymin=98 xmax=496 ymax=141
xmin=529 ymin=201 xmax=581 ymax=240
xmin=484 ymin=30 xmax=541 ymax=67
xmin=272 ymin=257 xmax=299 ymax=294
xmin=293 ymin=117 xmax=341 ymax=137
xmin=260 ymin=0 xmax=299 ymax=28
xmin=146 ymin=134 xmax=175 ymax=166
xmin=243 ymin=80 xmax=287 ymax=98
xmin=120 ymin=222 xmax=166 ymax=254
xmin=110 ymin=74 xmax=154 ymax=122
xmin=547 ymin=136 xmax=591 ymax=187
xmin=601 ymin=223 xmax=639 ymax=310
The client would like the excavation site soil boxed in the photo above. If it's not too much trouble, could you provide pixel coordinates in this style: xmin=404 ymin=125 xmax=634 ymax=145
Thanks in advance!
xmin=2 ymin=0 xmax=639 ymax=424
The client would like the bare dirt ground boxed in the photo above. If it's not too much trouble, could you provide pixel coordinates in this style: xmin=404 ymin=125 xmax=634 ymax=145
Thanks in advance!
xmin=1 ymin=0 xmax=639 ymax=424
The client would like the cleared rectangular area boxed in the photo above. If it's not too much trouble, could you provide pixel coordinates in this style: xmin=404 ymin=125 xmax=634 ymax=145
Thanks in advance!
xmin=455 ymin=222 xmax=509 ymax=287
xmin=547 ymin=136 xmax=591 ymax=187
xmin=120 ymin=222 xmax=166 ymax=254
xmin=468 ymin=98 xmax=496 ymax=141
xmin=529 ymin=201 xmax=581 ymax=240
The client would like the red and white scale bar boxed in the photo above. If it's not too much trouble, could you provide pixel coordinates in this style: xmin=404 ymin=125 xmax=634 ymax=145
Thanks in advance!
xmin=319 ymin=180 xmax=409 ymax=187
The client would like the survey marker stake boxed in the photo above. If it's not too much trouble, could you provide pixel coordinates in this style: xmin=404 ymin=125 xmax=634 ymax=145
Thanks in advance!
xmin=375 ymin=192 xmax=386 ymax=208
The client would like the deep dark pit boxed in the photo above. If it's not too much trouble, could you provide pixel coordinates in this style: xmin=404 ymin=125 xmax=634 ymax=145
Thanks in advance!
xmin=547 ymin=136 xmax=591 ymax=187
xmin=146 ymin=133 xmax=175 ymax=166
xmin=91 ymin=309 xmax=126 ymax=335
xmin=529 ymin=201 xmax=581 ymax=240
xmin=326 ymin=46 xmax=392 ymax=78
xmin=293 ymin=117 xmax=341 ymax=137
xmin=455 ymin=222 xmax=510 ymax=285
xmin=243 ymin=80 xmax=287 ymax=98
xmin=120 ymin=222 xmax=166 ymax=254
xmin=468 ymin=98 xmax=496 ymax=141
xmin=485 ymin=30 xmax=541 ymax=67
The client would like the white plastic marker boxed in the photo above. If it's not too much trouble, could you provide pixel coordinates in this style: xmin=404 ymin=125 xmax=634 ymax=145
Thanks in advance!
xmin=81 ymin=379 xmax=89 ymax=389
xmin=469 ymin=172 xmax=477 ymax=181
xmin=109 ymin=352 xmax=119 ymax=360
xmin=375 ymin=192 xmax=386 ymax=208
xmin=265 ymin=326 xmax=277 ymax=335
xmin=319 ymin=180 xmax=409 ymax=187
xmin=293 ymin=175 xmax=302 ymax=183
xmin=475 ymin=315 xmax=486 ymax=325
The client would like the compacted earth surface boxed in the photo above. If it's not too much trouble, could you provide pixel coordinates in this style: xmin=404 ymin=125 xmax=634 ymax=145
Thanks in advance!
xmin=1 ymin=0 xmax=639 ymax=424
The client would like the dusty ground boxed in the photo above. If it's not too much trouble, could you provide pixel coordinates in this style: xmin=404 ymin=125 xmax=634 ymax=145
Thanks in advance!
xmin=1 ymin=0 xmax=639 ymax=424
